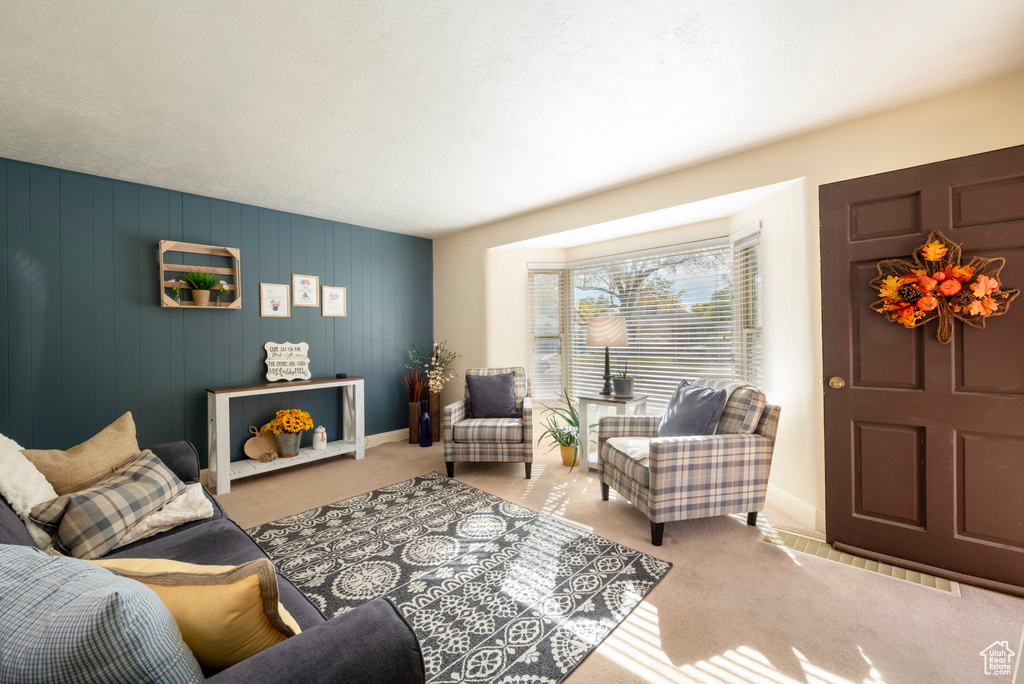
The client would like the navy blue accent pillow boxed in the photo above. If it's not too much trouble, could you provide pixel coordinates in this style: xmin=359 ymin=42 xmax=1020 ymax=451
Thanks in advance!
xmin=467 ymin=373 xmax=519 ymax=418
xmin=657 ymin=381 xmax=728 ymax=437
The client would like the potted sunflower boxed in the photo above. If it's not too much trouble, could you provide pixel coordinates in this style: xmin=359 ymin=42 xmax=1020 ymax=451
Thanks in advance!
xmin=261 ymin=409 xmax=313 ymax=457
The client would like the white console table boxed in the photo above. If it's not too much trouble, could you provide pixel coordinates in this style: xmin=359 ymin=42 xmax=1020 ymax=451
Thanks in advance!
xmin=207 ymin=377 xmax=365 ymax=494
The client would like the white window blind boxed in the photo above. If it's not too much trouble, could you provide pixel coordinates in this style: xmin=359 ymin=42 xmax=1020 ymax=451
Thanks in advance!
xmin=527 ymin=233 xmax=762 ymax=410
xmin=527 ymin=269 xmax=566 ymax=399
xmin=732 ymin=231 xmax=763 ymax=388
xmin=568 ymin=242 xmax=732 ymax=414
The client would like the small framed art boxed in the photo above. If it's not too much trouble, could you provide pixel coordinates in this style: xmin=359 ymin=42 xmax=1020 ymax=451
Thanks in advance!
xmin=322 ymin=286 xmax=347 ymax=317
xmin=260 ymin=283 xmax=290 ymax=317
xmin=292 ymin=274 xmax=319 ymax=307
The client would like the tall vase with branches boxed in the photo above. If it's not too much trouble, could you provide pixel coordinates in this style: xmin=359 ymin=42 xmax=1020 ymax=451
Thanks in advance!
xmin=408 ymin=340 xmax=460 ymax=441
xmin=403 ymin=369 xmax=426 ymax=444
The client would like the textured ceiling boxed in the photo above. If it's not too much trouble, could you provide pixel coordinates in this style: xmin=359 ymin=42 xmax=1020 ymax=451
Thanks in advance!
xmin=1 ymin=1 xmax=1023 ymax=237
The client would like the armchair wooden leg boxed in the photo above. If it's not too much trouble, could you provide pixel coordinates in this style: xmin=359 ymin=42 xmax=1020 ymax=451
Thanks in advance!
xmin=650 ymin=522 xmax=664 ymax=546
xmin=601 ymin=482 xmax=609 ymax=501
xmin=747 ymin=511 xmax=758 ymax=526
xmin=525 ymin=463 xmax=532 ymax=480
xmin=446 ymin=462 xmax=454 ymax=478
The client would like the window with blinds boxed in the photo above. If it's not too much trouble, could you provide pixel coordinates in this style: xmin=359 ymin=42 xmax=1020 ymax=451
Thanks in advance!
xmin=527 ymin=269 xmax=566 ymax=399
xmin=732 ymin=231 xmax=763 ymax=388
xmin=527 ymin=229 xmax=762 ymax=410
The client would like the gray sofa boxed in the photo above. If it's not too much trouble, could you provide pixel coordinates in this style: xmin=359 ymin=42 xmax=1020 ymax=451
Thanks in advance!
xmin=0 ymin=440 xmax=425 ymax=683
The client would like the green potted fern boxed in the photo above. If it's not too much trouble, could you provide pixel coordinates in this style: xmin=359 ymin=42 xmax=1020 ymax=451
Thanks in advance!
xmin=181 ymin=270 xmax=220 ymax=307
xmin=537 ymin=391 xmax=584 ymax=469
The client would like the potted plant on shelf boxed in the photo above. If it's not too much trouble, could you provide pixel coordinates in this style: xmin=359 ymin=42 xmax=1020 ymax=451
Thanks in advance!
xmin=403 ymin=369 xmax=426 ymax=444
xmin=538 ymin=391 xmax=585 ymax=470
xmin=181 ymin=270 xmax=221 ymax=307
xmin=261 ymin=409 xmax=314 ymax=458
xmin=168 ymin=279 xmax=182 ymax=304
xmin=613 ymin=362 xmax=634 ymax=397
xmin=214 ymin=280 xmax=231 ymax=306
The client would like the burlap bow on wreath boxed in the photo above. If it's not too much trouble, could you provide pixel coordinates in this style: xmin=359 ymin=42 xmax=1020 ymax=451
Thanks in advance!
xmin=869 ymin=231 xmax=1019 ymax=344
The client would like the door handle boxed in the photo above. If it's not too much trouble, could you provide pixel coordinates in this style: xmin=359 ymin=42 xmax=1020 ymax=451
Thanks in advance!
xmin=828 ymin=376 xmax=846 ymax=390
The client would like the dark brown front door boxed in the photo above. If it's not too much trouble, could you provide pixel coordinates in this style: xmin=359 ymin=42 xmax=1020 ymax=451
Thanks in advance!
xmin=820 ymin=144 xmax=1024 ymax=590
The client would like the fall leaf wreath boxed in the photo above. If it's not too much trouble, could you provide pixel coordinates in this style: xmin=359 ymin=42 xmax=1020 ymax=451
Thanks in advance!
xmin=869 ymin=231 xmax=1019 ymax=344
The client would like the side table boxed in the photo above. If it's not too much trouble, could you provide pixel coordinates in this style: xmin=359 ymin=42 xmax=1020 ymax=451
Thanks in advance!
xmin=577 ymin=393 xmax=649 ymax=473
xmin=207 ymin=377 xmax=365 ymax=494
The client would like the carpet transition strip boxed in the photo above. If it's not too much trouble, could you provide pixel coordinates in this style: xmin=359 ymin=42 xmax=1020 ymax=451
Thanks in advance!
xmin=760 ymin=528 xmax=961 ymax=597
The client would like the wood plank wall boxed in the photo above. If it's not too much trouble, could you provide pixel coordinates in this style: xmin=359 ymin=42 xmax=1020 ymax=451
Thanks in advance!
xmin=0 ymin=158 xmax=433 ymax=467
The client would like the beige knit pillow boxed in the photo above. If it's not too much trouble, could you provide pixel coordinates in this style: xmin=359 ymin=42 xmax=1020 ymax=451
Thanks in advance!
xmin=22 ymin=412 xmax=140 ymax=495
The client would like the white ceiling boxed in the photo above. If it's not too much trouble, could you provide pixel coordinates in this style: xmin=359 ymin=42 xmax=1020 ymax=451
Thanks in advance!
xmin=1 ymin=1 xmax=1023 ymax=238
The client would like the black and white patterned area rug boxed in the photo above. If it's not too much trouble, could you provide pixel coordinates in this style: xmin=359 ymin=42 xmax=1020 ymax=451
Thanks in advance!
xmin=248 ymin=472 xmax=671 ymax=683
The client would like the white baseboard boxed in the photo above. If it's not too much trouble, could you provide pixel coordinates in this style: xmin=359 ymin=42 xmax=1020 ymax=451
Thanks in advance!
xmin=366 ymin=428 xmax=409 ymax=448
xmin=199 ymin=428 xmax=411 ymax=486
xmin=767 ymin=484 xmax=826 ymax=533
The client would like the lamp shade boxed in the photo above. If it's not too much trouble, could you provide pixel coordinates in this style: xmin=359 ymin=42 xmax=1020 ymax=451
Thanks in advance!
xmin=586 ymin=316 xmax=628 ymax=347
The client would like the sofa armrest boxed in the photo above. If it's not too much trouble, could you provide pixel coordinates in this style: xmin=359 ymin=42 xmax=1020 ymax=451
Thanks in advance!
xmin=443 ymin=399 xmax=468 ymax=435
xmin=647 ymin=432 xmax=774 ymax=497
xmin=442 ymin=399 xmax=468 ymax=460
xmin=597 ymin=416 xmax=659 ymax=452
xmin=521 ymin=396 xmax=533 ymax=446
xmin=647 ymin=432 xmax=770 ymax=456
xmin=145 ymin=441 xmax=201 ymax=484
xmin=206 ymin=598 xmax=424 ymax=684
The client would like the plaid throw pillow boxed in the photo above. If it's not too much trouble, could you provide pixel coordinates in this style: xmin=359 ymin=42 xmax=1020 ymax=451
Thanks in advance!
xmin=30 ymin=450 xmax=185 ymax=560
xmin=0 ymin=545 xmax=203 ymax=683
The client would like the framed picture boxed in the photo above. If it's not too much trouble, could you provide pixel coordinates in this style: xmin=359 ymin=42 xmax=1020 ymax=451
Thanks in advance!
xmin=260 ymin=283 xmax=290 ymax=317
xmin=292 ymin=274 xmax=319 ymax=307
xmin=322 ymin=286 xmax=347 ymax=317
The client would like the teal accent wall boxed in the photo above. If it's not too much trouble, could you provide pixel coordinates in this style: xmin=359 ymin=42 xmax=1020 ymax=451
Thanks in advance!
xmin=0 ymin=158 xmax=433 ymax=467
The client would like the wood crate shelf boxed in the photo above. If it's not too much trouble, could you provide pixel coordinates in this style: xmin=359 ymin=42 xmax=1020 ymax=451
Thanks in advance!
xmin=159 ymin=240 xmax=241 ymax=309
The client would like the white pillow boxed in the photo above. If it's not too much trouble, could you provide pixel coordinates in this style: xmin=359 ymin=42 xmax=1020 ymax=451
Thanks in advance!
xmin=115 ymin=482 xmax=214 ymax=548
xmin=0 ymin=433 xmax=56 ymax=549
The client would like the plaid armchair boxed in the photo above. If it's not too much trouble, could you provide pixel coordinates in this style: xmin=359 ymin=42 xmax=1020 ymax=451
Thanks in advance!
xmin=597 ymin=383 xmax=781 ymax=545
xmin=443 ymin=367 xmax=534 ymax=479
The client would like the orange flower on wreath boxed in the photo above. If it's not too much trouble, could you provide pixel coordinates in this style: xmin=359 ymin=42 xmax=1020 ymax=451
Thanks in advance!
xmin=869 ymin=231 xmax=1018 ymax=344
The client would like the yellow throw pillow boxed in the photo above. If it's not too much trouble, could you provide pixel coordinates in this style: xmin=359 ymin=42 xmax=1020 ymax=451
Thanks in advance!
xmin=90 ymin=557 xmax=301 ymax=670
xmin=23 ymin=412 xmax=140 ymax=495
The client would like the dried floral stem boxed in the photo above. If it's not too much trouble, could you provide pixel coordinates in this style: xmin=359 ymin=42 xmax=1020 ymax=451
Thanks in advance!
xmin=403 ymin=369 xmax=426 ymax=402
xmin=407 ymin=340 xmax=461 ymax=394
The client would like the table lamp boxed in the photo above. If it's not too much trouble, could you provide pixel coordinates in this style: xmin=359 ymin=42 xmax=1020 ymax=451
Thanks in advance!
xmin=586 ymin=316 xmax=628 ymax=395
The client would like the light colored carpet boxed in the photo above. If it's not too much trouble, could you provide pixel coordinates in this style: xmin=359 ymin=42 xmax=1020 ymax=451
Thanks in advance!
xmin=217 ymin=440 xmax=1023 ymax=684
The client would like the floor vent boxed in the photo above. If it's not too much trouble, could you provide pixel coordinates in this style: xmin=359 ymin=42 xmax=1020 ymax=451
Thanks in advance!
xmin=760 ymin=528 xmax=961 ymax=597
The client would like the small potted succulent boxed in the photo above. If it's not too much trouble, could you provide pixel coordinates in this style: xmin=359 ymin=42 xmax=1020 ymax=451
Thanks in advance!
xmin=180 ymin=270 xmax=221 ymax=307
xmin=613 ymin=362 xmax=634 ymax=397
xmin=261 ymin=409 xmax=314 ymax=458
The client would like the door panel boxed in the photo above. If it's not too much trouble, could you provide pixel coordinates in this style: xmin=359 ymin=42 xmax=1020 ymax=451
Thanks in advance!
xmin=956 ymin=247 xmax=1024 ymax=395
xmin=853 ymin=422 xmax=926 ymax=528
xmin=820 ymin=144 xmax=1024 ymax=590
xmin=952 ymin=175 xmax=1024 ymax=228
xmin=851 ymin=261 xmax=925 ymax=389
xmin=957 ymin=432 xmax=1024 ymax=549
xmin=849 ymin=192 xmax=922 ymax=241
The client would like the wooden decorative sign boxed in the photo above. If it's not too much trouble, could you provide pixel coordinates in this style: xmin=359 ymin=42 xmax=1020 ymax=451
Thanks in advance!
xmin=264 ymin=342 xmax=311 ymax=381
xmin=869 ymin=231 xmax=1019 ymax=344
